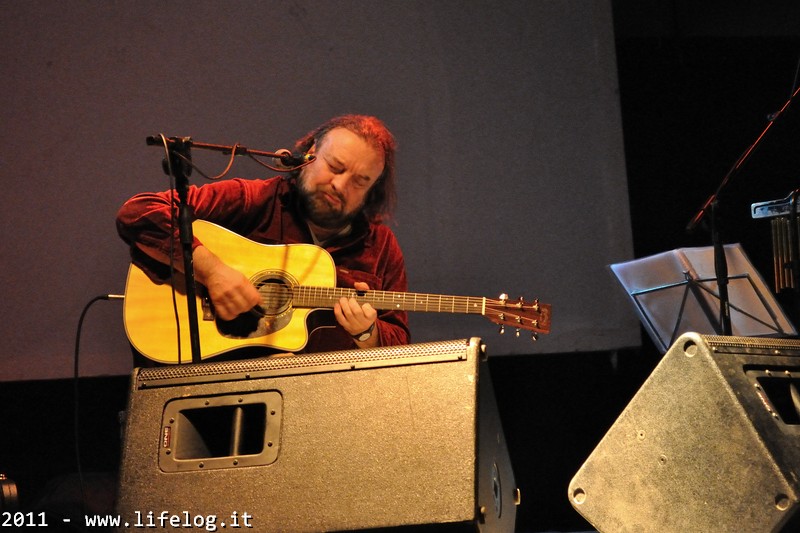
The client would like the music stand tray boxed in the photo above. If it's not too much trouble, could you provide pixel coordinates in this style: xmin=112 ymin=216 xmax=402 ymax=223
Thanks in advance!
xmin=610 ymin=244 xmax=797 ymax=353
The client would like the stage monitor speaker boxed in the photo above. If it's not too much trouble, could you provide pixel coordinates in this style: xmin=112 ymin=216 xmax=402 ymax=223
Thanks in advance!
xmin=115 ymin=338 xmax=517 ymax=532
xmin=568 ymin=332 xmax=800 ymax=532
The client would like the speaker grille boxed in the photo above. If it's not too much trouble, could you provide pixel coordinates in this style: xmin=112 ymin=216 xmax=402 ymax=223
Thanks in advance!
xmin=135 ymin=338 xmax=478 ymax=389
xmin=702 ymin=333 xmax=800 ymax=355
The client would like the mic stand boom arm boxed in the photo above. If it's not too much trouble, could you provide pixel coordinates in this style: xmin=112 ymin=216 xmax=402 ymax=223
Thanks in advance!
xmin=146 ymin=136 xmax=295 ymax=160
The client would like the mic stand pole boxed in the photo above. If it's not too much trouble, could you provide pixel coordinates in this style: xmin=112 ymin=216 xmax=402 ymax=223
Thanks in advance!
xmin=686 ymin=84 xmax=800 ymax=336
xmin=166 ymin=137 xmax=203 ymax=364
xmin=711 ymin=199 xmax=731 ymax=335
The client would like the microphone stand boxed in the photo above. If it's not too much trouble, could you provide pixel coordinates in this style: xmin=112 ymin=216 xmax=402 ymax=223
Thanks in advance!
xmin=686 ymin=84 xmax=800 ymax=335
xmin=148 ymin=136 xmax=302 ymax=364
xmin=160 ymin=137 xmax=203 ymax=364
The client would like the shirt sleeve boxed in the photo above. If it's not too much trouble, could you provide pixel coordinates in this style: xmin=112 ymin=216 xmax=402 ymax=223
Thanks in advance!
xmin=116 ymin=178 xmax=278 ymax=275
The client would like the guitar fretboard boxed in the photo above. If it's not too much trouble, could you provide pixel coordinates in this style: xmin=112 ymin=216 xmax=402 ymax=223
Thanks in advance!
xmin=258 ymin=285 xmax=487 ymax=315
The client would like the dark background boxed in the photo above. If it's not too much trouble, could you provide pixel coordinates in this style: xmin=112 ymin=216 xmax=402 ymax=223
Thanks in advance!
xmin=5 ymin=1 xmax=800 ymax=531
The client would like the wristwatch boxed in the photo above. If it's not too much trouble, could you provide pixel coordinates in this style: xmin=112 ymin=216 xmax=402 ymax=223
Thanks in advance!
xmin=352 ymin=322 xmax=376 ymax=342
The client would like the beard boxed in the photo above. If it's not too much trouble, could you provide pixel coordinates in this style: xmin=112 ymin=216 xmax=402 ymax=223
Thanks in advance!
xmin=297 ymin=178 xmax=359 ymax=230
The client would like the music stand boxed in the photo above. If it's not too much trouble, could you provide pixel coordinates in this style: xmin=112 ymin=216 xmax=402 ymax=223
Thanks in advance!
xmin=610 ymin=244 xmax=797 ymax=353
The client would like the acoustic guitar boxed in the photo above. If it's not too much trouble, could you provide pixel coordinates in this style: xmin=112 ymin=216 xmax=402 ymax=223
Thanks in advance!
xmin=123 ymin=220 xmax=551 ymax=364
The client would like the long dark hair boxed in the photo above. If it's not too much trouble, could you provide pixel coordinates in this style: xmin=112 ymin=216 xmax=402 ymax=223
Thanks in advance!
xmin=294 ymin=115 xmax=397 ymax=222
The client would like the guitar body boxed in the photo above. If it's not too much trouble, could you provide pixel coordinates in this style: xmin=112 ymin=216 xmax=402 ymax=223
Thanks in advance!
xmin=123 ymin=220 xmax=337 ymax=364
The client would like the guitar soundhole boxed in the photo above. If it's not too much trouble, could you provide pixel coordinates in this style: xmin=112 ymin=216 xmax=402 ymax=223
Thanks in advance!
xmin=216 ymin=273 xmax=295 ymax=340
xmin=254 ymin=275 xmax=293 ymax=316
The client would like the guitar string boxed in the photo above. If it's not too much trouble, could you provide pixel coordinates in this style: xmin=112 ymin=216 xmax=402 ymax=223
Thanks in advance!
xmin=255 ymin=284 xmax=484 ymax=312
xmin=253 ymin=284 xmax=540 ymax=319
xmin=253 ymin=285 xmax=537 ymax=309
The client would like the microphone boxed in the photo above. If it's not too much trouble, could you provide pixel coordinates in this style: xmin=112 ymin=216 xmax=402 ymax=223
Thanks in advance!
xmin=275 ymin=149 xmax=315 ymax=167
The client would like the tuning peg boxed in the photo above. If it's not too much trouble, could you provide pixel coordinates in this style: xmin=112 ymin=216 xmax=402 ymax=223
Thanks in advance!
xmin=516 ymin=296 xmax=524 ymax=308
xmin=531 ymin=332 xmax=539 ymax=341
xmin=499 ymin=325 xmax=506 ymax=335
xmin=499 ymin=293 xmax=509 ymax=306
xmin=515 ymin=328 xmax=521 ymax=337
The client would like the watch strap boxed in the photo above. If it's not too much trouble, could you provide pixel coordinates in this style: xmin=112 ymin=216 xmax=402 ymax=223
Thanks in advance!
xmin=352 ymin=321 xmax=376 ymax=341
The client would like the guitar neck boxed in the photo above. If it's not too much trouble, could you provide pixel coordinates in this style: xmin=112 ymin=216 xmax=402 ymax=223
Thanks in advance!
xmin=294 ymin=286 xmax=486 ymax=315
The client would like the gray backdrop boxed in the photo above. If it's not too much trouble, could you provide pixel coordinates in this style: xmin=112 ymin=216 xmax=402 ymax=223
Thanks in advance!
xmin=0 ymin=0 xmax=638 ymax=381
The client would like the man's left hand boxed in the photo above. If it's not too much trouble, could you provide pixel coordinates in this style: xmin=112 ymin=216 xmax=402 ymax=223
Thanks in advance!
xmin=334 ymin=281 xmax=379 ymax=347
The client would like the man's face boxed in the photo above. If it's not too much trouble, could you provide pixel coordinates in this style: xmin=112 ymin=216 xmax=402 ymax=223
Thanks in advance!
xmin=297 ymin=127 xmax=384 ymax=230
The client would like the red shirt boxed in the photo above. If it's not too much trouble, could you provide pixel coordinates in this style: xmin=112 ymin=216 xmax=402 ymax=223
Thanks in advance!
xmin=117 ymin=176 xmax=410 ymax=354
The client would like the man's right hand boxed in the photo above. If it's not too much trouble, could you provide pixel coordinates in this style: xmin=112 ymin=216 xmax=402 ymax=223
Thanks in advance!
xmin=193 ymin=246 xmax=262 ymax=321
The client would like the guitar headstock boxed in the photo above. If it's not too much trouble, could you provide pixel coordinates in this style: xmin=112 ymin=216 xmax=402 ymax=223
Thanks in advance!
xmin=484 ymin=294 xmax=551 ymax=340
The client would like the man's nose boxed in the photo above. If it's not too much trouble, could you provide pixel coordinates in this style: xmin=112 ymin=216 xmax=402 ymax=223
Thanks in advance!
xmin=330 ymin=172 xmax=351 ymax=192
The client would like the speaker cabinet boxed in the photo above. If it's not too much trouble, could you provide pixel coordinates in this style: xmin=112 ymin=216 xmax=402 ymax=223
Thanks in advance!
xmin=569 ymin=332 xmax=800 ymax=532
xmin=116 ymin=338 xmax=517 ymax=532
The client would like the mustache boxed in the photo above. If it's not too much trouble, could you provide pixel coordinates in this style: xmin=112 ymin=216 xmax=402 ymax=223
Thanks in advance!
xmin=318 ymin=186 xmax=345 ymax=206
